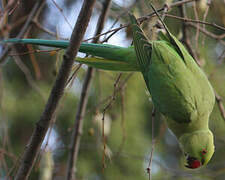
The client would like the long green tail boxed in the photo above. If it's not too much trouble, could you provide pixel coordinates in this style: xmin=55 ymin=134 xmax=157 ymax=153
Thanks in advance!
xmin=3 ymin=38 xmax=140 ymax=71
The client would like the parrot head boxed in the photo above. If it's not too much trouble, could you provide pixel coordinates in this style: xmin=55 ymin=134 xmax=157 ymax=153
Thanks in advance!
xmin=179 ymin=130 xmax=214 ymax=169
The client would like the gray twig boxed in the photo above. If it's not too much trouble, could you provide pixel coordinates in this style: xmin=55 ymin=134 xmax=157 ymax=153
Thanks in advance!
xmin=147 ymin=107 xmax=156 ymax=180
xmin=165 ymin=13 xmax=225 ymax=32
xmin=193 ymin=1 xmax=199 ymax=51
xmin=66 ymin=68 xmax=95 ymax=180
xmin=101 ymin=73 xmax=122 ymax=170
xmin=178 ymin=0 xmax=200 ymax=65
xmin=84 ymin=0 xmax=200 ymax=42
xmin=66 ymin=0 xmax=112 ymax=179
xmin=215 ymin=92 xmax=225 ymax=121
xmin=202 ymin=0 xmax=211 ymax=46
xmin=186 ymin=22 xmax=225 ymax=46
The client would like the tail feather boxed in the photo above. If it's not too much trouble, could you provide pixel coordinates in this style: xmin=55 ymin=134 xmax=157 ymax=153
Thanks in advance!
xmin=3 ymin=38 xmax=139 ymax=71
xmin=76 ymin=57 xmax=139 ymax=71
xmin=3 ymin=38 xmax=69 ymax=48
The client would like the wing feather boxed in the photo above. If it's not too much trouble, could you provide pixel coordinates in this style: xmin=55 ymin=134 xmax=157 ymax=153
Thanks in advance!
xmin=129 ymin=14 xmax=152 ymax=74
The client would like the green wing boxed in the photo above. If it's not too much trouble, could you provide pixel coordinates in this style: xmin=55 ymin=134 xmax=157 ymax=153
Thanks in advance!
xmin=128 ymin=14 xmax=152 ymax=75
xmin=146 ymin=3 xmax=215 ymax=125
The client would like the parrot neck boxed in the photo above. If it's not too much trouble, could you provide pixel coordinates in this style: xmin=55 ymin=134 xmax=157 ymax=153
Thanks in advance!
xmin=165 ymin=115 xmax=210 ymax=139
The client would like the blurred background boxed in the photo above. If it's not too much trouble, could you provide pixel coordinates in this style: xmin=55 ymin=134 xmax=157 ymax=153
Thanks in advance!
xmin=0 ymin=0 xmax=225 ymax=179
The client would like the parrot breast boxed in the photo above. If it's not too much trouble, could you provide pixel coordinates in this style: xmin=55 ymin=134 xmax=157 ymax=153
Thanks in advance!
xmin=146 ymin=41 xmax=214 ymax=136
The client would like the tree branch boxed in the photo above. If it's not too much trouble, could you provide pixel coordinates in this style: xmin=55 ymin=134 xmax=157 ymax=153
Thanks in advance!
xmin=177 ymin=0 xmax=200 ymax=64
xmin=186 ymin=22 xmax=225 ymax=46
xmin=66 ymin=0 xmax=112 ymax=179
xmin=14 ymin=0 xmax=96 ymax=179
xmin=215 ymin=92 xmax=225 ymax=121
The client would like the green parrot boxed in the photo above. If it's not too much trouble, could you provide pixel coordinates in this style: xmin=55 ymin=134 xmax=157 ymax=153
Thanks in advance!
xmin=2 ymin=7 xmax=215 ymax=169
xmin=129 ymin=6 xmax=215 ymax=169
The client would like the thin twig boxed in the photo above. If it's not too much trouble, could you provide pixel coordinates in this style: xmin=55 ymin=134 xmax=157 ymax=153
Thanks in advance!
xmin=0 ymin=0 xmax=44 ymax=65
xmin=84 ymin=0 xmax=224 ymax=43
xmin=102 ymin=0 xmax=138 ymax=40
xmin=86 ymin=73 xmax=134 ymax=115
xmin=93 ymin=0 xmax=114 ymax=171
xmin=0 ymin=0 xmax=19 ymax=18
xmin=202 ymin=0 xmax=211 ymax=46
xmin=147 ymin=107 xmax=156 ymax=180
xmin=101 ymin=73 xmax=122 ymax=170
xmin=12 ymin=49 xmax=46 ymax=102
xmin=32 ymin=0 xmax=45 ymax=22
xmin=178 ymin=0 xmax=199 ymax=65
xmin=193 ymin=1 xmax=199 ymax=50
xmin=218 ymin=49 xmax=225 ymax=64
xmin=66 ymin=0 xmax=111 ymax=179
xmin=215 ymin=92 xmax=225 ymax=121
xmin=66 ymin=64 xmax=82 ymax=86
xmin=51 ymin=0 xmax=73 ymax=30
xmin=26 ymin=44 xmax=42 ymax=80
xmin=66 ymin=68 xmax=94 ymax=180
xmin=20 ymin=0 xmax=224 ymax=45
xmin=115 ymin=86 xmax=126 ymax=156
xmin=165 ymin=13 xmax=225 ymax=32
xmin=32 ymin=21 xmax=59 ymax=37
xmin=102 ymin=26 xmax=121 ymax=43
xmin=14 ymin=0 xmax=96 ymax=179
xmin=138 ymin=0 xmax=196 ymax=23
xmin=186 ymin=22 xmax=225 ymax=46
xmin=8 ymin=0 xmax=20 ymax=15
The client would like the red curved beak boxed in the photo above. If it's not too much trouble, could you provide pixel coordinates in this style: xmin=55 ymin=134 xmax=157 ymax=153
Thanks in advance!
xmin=185 ymin=156 xmax=201 ymax=169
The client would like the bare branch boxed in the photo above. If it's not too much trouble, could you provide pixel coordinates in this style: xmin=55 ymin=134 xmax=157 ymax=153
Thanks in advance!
xmin=165 ymin=13 xmax=225 ymax=32
xmin=178 ymin=0 xmax=200 ymax=65
xmin=202 ymin=0 xmax=211 ymax=45
xmin=101 ymin=73 xmax=122 ymax=170
xmin=14 ymin=0 xmax=96 ymax=179
xmin=51 ymin=0 xmax=73 ymax=30
xmin=193 ymin=1 xmax=200 ymax=51
xmin=147 ymin=107 xmax=156 ymax=180
xmin=84 ymin=0 xmax=225 ymax=43
xmin=215 ymin=92 xmax=225 ymax=121
xmin=66 ymin=0 xmax=112 ymax=179
xmin=86 ymin=73 xmax=134 ymax=115
xmin=186 ymin=22 xmax=225 ymax=46
xmin=66 ymin=68 xmax=94 ymax=180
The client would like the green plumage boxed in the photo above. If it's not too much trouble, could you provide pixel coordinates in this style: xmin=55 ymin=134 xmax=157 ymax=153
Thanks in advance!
xmin=2 ymin=7 xmax=215 ymax=169
xmin=3 ymin=38 xmax=139 ymax=71
xmin=129 ymin=7 xmax=215 ymax=169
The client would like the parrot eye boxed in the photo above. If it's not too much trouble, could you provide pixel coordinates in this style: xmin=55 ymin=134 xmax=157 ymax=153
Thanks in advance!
xmin=200 ymin=149 xmax=207 ymax=165
xmin=201 ymin=149 xmax=207 ymax=155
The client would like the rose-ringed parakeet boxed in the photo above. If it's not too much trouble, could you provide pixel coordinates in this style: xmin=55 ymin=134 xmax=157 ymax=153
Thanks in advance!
xmin=1 ymin=6 xmax=215 ymax=169
xmin=129 ymin=4 xmax=215 ymax=169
